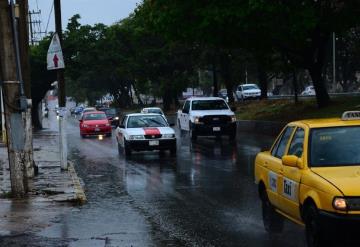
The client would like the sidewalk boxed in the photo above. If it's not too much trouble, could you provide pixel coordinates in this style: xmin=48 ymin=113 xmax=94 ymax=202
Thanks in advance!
xmin=0 ymin=115 xmax=86 ymax=203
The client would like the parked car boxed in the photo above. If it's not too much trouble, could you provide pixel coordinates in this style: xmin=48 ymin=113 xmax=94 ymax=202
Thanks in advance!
xmin=115 ymin=113 xmax=176 ymax=157
xmin=177 ymin=97 xmax=237 ymax=141
xmin=301 ymin=85 xmax=315 ymax=96
xmin=235 ymin=84 xmax=261 ymax=101
xmin=79 ymin=111 xmax=112 ymax=138
xmin=254 ymin=111 xmax=360 ymax=246
xmin=218 ymin=89 xmax=229 ymax=102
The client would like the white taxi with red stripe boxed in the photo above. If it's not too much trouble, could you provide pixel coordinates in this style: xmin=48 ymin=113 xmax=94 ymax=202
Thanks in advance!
xmin=115 ymin=113 xmax=176 ymax=157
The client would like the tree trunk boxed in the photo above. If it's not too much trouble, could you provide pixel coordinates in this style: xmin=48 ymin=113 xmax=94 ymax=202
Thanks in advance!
xmin=257 ymin=63 xmax=268 ymax=99
xmin=31 ymin=101 xmax=42 ymax=129
xmin=212 ymin=62 xmax=218 ymax=97
xmin=308 ymin=65 xmax=330 ymax=108
xmin=293 ymin=71 xmax=298 ymax=104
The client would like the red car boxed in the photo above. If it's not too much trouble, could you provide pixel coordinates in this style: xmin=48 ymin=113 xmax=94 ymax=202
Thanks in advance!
xmin=79 ymin=111 xmax=112 ymax=138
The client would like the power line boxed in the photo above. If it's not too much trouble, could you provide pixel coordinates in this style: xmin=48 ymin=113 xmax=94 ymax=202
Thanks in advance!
xmin=45 ymin=2 xmax=54 ymax=35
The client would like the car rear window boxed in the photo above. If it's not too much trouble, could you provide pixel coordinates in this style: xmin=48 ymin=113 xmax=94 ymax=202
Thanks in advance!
xmin=127 ymin=115 xmax=167 ymax=128
xmin=310 ymin=126 xmax=360 ymax=167
xmin=191 ymin=100 xmax=229 ymax=110
xmin=84 ymin=113 xmax=107 ymax=120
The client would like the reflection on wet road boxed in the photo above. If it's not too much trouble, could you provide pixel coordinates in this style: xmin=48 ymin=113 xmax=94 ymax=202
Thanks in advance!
xmin=40 ymin=117 xmax=307 ymax=246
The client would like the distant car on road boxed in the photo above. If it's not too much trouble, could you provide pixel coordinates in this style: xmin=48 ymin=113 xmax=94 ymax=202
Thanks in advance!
xmin=177 ymin=97 xmax=237 ymax=141
xmin=74 ymin=106 xmax=84 ymax=115
xmin=141 ymin=107 xmax=166 ymax=121
xmin=115 ymin=113 xmax=176 ymax=157
xmin=235 ymin=84 xmax=261 ymax=101
xmin=301 ymin=85 xmax=315 ymax=96
xmin=97 ymin=107 xmax=120 ymax=126
xmin=79 ymin=111 xmax=112 ymax=138
xmin=218 ymin=89 xmax=229 ymax=102
xmin=254 ymin=111 xmax=360 ymax=246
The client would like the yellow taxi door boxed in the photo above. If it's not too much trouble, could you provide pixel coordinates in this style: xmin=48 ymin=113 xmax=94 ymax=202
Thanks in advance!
xmin=278 ymin=127 xmax=305 ymax=221
xmin=265 ymin=126 xmax=295 ymax=209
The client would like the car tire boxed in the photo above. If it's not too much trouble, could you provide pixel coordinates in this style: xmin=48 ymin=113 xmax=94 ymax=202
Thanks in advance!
xmin=124 ymin=139 xmax=131 ymax=157
xmin=189 ymin=123 xmax=197 ymax=141
xmin=260 ymin=189 xmax=284 ymax=233
xmin=117 ymin=142 xmax=122 ymax=155
xmin=228 ymin=129 xmax=237 ymax=142
xmin=304 ymin=203 xmax=328 ymax=247
xmin=170 ymin=146 xmax=177 ymax=156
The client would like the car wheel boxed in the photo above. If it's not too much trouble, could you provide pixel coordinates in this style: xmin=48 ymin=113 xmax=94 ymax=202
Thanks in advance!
xmin=170 ymin=146 xmax=177 ymax=156
xmin=228 ymin=129 xmax=237 ymax=142
xmin=124 ymin=139 xmax=132 ymax=157
xmin=189 ymin=123 xmax=197 ymax=141
xmin=117 ymin=142 xmax=122 ymax=155
xmin=304 ymin=203 xmax=328 ymax=247
xmin=261 ymin=189 xmax=284 ymax=233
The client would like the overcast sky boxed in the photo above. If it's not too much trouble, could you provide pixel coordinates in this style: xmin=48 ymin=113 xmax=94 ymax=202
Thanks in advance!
xmin=28 ymin=0 xmax=140 ymax=34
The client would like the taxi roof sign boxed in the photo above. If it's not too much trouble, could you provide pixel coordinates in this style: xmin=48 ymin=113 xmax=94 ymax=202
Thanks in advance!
xmin=47 ymin=33 xmax=65 ymax=70
xmin=341 ymin=111 xmax=360 ymax=120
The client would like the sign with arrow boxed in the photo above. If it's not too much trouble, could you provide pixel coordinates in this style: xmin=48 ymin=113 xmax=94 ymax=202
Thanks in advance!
xmin=47 ymin=33 xmax=65 ymax=70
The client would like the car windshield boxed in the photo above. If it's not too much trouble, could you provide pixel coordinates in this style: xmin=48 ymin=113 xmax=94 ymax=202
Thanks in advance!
xmin=83 ymin=113 xmax=107 ymax=120
xmin=310 ymin=126 xmax=360 ymax=167
xmin=104 ymin=108 xmax=116 ymax=115
xmin=243 ymin=85 xmax=259 ymax=90
xmin=127 ymin=115 xmax=167 ymax=128
xmin=147 ymin=109 xmax=162 ymax=114
xmin=191 ymin=100 xmax=229 ymax=110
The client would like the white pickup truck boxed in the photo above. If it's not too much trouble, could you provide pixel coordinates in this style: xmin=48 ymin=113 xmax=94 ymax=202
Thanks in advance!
xmin=177 ymin=97 xmax=237 ymax=141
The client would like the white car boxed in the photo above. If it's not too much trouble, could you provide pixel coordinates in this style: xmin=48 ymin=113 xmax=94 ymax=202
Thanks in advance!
xmin=141 ymin=107 xmax=166 ymax=119
xmin=115 ymin=113 xmax=176 ymax=157
xmin=177 ymin=97 xmax=237 ymax=141
xmin=301 ymin=85 xmax=316 ymax=96
xmin=235 ymin=84 xmax=261 ymax=101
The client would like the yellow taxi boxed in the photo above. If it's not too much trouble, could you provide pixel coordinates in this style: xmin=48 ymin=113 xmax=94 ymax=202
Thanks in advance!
xmin=254 ymin=111 xmax=360 ymax=247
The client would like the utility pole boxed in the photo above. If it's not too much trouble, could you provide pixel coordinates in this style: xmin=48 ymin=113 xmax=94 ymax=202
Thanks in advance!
xmin=0 ymin=0 xmax=28 ymax=197
xmin=332 ymin=32 xmax=336 ymax=86
xmin=54 ymin=0 xmax=67 ymax=170
xmin=17 ymin=0 xmax=34 ymax=178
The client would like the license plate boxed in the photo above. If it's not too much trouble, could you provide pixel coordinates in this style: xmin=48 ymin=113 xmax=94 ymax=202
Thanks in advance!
xmin=95 ymin=128 xmax=100 ymax=131
xmin=213 ymin=127 xmax=221 ymax=131
xmin=149 ymin=140 xmax=159 ymax=146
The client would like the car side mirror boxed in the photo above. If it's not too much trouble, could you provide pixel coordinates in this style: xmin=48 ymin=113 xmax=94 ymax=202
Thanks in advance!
xmin=230 ymin=106 xmax=236 ymax=112
xmin=282 ymin=155 xmax=302 ymax=168
xmin=119 ymin=124 xmax=125 ymax=129
xmin=79 ymin=119 xmax=83 ymax=123
xmin=182 ymin=109 xmax=187 ymax=114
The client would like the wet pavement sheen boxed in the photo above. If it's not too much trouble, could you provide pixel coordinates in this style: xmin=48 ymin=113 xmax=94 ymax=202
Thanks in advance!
xmin=2 ymin=114 xmax=308 ymax=247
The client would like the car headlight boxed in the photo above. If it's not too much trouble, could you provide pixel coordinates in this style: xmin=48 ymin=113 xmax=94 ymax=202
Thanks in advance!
xmin=333 ymin=197 xmax=347 ymax=211
xmin=194 ymin=116 xmax=203 ymax=124
xmin=163 ymin=134 xmax=175 ymax=138
xmin=129 ymin=135 xmax=145 ymax=140
xmin=115 ymin=117 xmax=119 ymax=120
xmin=82 ymin=124 xmax=88 ymax=128
xmin=231 ymin=115 xmax=237 ymax=122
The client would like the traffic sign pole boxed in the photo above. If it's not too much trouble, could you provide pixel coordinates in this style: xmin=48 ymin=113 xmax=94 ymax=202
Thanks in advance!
xmin=53 ymin=0 xmax=67 ymax=170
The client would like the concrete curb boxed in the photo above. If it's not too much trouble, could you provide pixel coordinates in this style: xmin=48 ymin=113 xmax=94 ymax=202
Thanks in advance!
xmin=67 ymin=161 xmax=87 ymax=204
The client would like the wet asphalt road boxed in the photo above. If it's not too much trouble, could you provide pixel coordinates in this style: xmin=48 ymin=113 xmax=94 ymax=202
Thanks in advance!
xmin=0 ymin=111 xmax=309 ymax=247
xmin=39 ymin=116 xmax=307 ymax=247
